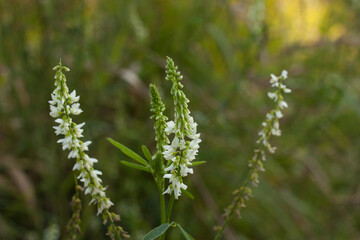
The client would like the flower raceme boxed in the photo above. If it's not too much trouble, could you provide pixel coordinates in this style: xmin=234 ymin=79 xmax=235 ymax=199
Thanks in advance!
xmin=50 ymin=61 xmax=113 ymax=214
xmin=162 ymin=57 xmax=201 ymax=199
xmin=215 ymin=70 xmax=291 ymax=240
xmin=249 ymin=70 xmax=291 ymax=185
xmin=49 ymin=60 xmax=127 ymax=239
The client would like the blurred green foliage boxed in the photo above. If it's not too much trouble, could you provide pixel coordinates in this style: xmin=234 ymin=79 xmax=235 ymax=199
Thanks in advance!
xmin=1 ymin=0 xmax=360 ymax=239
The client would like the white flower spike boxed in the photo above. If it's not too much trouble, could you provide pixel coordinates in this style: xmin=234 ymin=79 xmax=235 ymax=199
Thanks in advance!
xmin=162 ymin=57 xmax=201 ymax=199
xmin=216 ymin=70 xmax=292 ymax=240
xmin=49 ymin=60 xmax=114 ymax=216
xmin=251 ymin=70 xmax=291 ymax=185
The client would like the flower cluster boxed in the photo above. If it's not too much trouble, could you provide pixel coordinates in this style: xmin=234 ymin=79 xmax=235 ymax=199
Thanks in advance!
xmin=50 ymin=61 xmax=113 ymax=215
xmin=162 ymin=57 xmax=201 ymax=199
xmin=215 ymin=70 xmax=291 ymax=240
xmin=249 ymin=70 xmax=291 ymax=185
xmin=149 ymin=83 xmax=170 ymax=190
xmin=150 ymin=83 xmax=169 ymax=158
xmin=50 ymin=61 xmax=128 ymax=239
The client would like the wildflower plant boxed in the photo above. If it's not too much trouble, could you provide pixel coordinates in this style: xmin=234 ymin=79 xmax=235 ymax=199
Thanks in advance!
xmin=108 ymin=57 xmax=203 ymax=239
xmin=49 ymin=60 xmax=128 ymax=240
xmin=49 ymin=57 xmax=291 ymax=240
xmin=214 ymin=70 xmax=291 ymax=240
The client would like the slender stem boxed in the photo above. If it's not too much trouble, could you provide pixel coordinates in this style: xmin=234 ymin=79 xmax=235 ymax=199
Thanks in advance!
xmin=155 ymin=176 xmax=167 ymax=240
xmin=154 ymin=170 xmax=166 ymax=224
xmin=214 ymin=144 xmax=266 ymax=240
xmin=166 ymin=195 xmax=175 ymax=223
xmin=159 ymin=192 xmax=166 ymax=240
xmin=214 ymin=180 xmax=247 ymax=240
xmin=161 ymin=195 xmax=174 ymax=240
xmin=160 ymin=193 xmax=166 ymax=224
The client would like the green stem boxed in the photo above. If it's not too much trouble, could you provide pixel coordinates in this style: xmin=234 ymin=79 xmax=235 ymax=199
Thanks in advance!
xmin=214 ymin=177 xmax=249 ymax=240
xmin=159 ymin=195 xmax=175 ymax=240
xmin=166 ymin=195 xmax=175 ymax=223
xmin=155 ymin=176 xmax=166 ymax=240
xmin=159 ymin=192 xmax=166 ymax=240
xmin=160 ymin=193 xmax=166 ymax=224
xmin=214 ymin=144 xmax=267 ymax=240
xmin=154 ymin=169 xmax=166 ymax=224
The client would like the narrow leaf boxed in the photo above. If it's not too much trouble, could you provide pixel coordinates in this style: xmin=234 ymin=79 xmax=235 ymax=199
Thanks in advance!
xmin=191 ymin=161 xmax=206 ymax=166
xmin=141 ymin=223 xmax=171 ymax=240
xmin=107 ymin=138 xmax=148 ymax=165
xmin=142 ymin=145 xmax=153 ymax=162
xmin=120 ymin=161 xmax=150 ymax=172
xmin=176 ymin=223 xmax=195 ymax=240
xmin=182 ymin=189 xmax=194 ymax=199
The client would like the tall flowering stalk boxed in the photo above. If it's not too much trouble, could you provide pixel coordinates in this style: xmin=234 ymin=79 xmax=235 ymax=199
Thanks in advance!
xmin=162 ymin=57 xmax=202 ymax=200
xmin=150 ymin=83 xmax=169 ymax=181
xmin=149 ymin=83 xmax=169 ymax=224
xmin=49 ymin=60 xmax=128 ymax=240
xmin=107 ymin=57 xmax=201 ymax=239
xmin=215 ymin=70 xmax=291 ymax=240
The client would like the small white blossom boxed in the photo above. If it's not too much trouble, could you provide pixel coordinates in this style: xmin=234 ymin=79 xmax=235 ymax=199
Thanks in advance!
xmin=267 ymin=92 xmax=277 ymax=101
xmin=270 ymin=74 xmax=278 ymax=85
xmin=165 ymin=121 xmax=176 ymax=135
xmin=69 ymin=90 xmax=80 ymax=103
xmin=164 ymin=162 xmax=176 ymax=172
xmin=271 ymin=121 xmax=281 ymax=136
xmin=70 ymin=103 xmax=82 ymax=115
xmin=50 ymin=104 xmax=62 ymax=118
xmin=281 ymin=70 xmax=288 ymax=79
xmin=284 ymin=88 xmax=292 ymax=93
xmin=73 ymin=122 xmax=85 ymax=138
xmin=266 ymin=113 xmax=273 ymax=121
xmin=68 ymin=148 xmax=79 ymax=159
xmin=180 ymin=164 xmax=193 ymax=176
xmin=274 ymin=110 xmax=283 ymax=119
xmin=279 ymin=100 xmax=288 ymax=109
xmin=163 ymin=173 xmax=187 ymax=199
xmin=80 ymin=141 xmax=92 ymax=151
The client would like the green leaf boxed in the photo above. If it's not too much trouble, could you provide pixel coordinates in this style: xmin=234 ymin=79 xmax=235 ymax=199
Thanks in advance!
xmin=176 ymin=223 xmax=195 ymax=240
xmin=107 ymin=138 xmax=148 ymax=166
xmin=182 ymin=189 xmax=194 ymax=199
xmin=141 ymin=223 xmax=171 ymax=240
xmin=142 ymin=145 xmax=153 ymax=162
xmin=191 ymin=161 xmax=206 ymax=166
xmin=120 ymin=161 xmax=150 ymax=172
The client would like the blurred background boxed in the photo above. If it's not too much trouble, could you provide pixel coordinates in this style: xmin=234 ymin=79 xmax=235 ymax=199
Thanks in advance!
xmin=1 ymin=0 xmax=360 ymax=239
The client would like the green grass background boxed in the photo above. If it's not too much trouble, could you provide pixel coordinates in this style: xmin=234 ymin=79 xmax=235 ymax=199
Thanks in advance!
xmin=1 ymin=0 xmax=360 ymax=239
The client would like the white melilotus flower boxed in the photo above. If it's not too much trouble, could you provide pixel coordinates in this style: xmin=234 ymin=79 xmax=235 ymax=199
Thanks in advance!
xmin=250 ymin=69 xmax=291 ymax=186
xmin=217 ymin=70 xmax=292 ymax=239
xmin=49 ymin=61 xmax=114 ymax=216
xmin=162 ymin=57 xmax=201 ymax=199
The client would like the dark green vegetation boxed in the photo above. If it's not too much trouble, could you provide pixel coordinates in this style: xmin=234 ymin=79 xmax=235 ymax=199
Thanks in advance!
xmin=1 ymin=0 xmax=360 ymax=239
